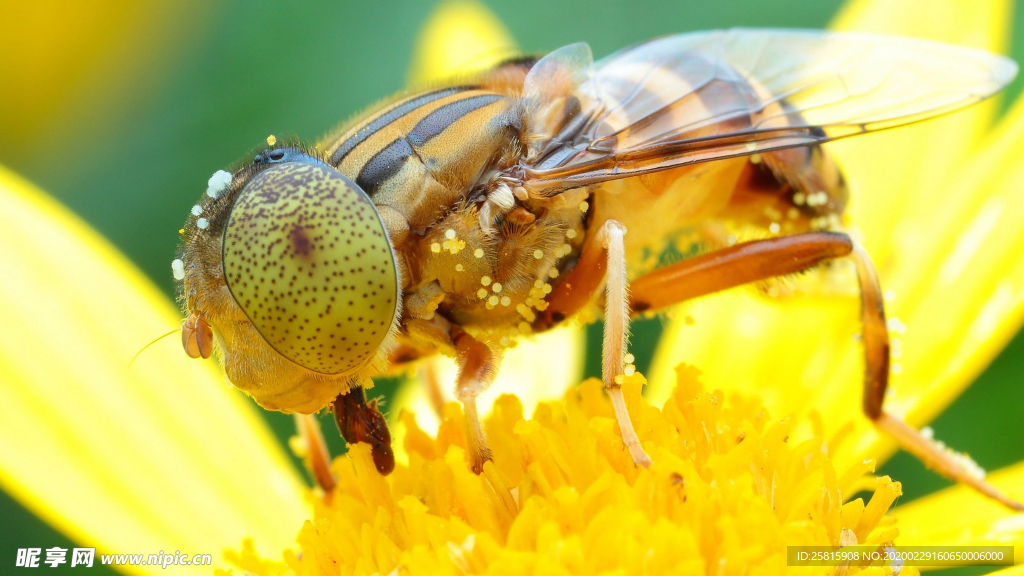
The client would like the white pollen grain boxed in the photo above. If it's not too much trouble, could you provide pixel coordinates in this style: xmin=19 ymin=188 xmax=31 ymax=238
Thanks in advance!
xmin=481 ymin=275 xmax=492 ymax=286
xmin=500 ymin=296 xmax=511 ymax=306
xmin=206 ymin=170 xmax=232 ymax=198
xmin=769 ymin=222 xmax=781 ymax=234
xmin=533 ymin=249 xmax=543 ymax=259
xmin=474 ymin=248 xmax=484 ymax=258
xmin=191 ymin=205 xmax=203 ymax=216
xmin=492 ymin=282 xmax=502 ymax=293
xmin=171 ymin=259 xmax=185 ymax=280
xmin=455 ymin=263 xmax=464 ymax=272
xmin=444 ymin=229 xmax=456 ymax=240
xmin=197 ymin=217 xmax=210 ymax=230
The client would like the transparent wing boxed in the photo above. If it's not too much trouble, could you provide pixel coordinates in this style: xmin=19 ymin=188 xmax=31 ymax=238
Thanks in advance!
xmin=521 ymin=28 xmax=1017 ymax=194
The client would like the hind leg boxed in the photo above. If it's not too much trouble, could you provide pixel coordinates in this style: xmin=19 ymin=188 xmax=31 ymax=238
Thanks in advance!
xmin=626 ymin=231 xmax=1021 ymax=510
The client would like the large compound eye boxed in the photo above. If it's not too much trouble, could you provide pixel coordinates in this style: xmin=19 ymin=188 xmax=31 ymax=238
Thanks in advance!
xmin=223 ymin=162 xmax=399 ymax=375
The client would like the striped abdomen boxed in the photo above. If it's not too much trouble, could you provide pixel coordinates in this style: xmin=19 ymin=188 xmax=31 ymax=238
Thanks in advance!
xmin=322 ymin=87 xmax=523 ymax=232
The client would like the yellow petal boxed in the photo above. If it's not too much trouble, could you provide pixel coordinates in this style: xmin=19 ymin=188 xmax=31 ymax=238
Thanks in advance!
xmin=406 ymin=0 xmax=518 ymax=86
xmin=843 ymin=93 xmax=1024 ymax=463
xmin=893 ymin=461 xmax=1024 ymax=555
xmin=830 ymin=0 xmax=1010 ymax=274
xmin=649 ymin=0 xmax=1016 ymax=473
xmin=0 ymin=166 xmax=306 ymax=573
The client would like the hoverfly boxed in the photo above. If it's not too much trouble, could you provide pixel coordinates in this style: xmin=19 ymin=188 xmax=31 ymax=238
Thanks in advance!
xmin=173 ymin=29 xmax=1020 ymax=509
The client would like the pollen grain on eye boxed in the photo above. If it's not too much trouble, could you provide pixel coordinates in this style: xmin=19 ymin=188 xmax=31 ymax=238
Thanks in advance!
xmin=206 ymin=170 xmax=232 ymax=198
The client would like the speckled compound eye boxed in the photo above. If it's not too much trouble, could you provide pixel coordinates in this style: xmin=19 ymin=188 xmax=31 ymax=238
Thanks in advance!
xmin=223 ymin=161 xmax=398 ymax=375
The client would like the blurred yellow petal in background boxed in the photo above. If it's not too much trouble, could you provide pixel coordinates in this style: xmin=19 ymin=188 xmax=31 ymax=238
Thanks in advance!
xmin=0 ymin=166 xmax=306 ymax=574
xmin=0 ymin=2 xmax=206 ymax=172
xmin=407 ymin=0 xmax=519 ymax=87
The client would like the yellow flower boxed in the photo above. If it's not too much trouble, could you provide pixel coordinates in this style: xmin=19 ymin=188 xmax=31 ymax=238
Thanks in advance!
xmin=236 ymin=370 xmax=919 ymax=575
xmin=2 ymin=0 xmax=1024 ymax=575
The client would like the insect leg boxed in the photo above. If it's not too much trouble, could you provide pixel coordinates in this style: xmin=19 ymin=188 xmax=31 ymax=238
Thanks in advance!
xmin=849 ymin=245 xmax=1023 ymax=511
xmin=419 ymin=359 xmax=447 ymax=418
xmin=294 ymin=413 xmax=336 ymax=491
xmin=628 ymin=231 xmax=1022 ymax=511
xmin=541 ymin=219 xmax=652 ymax=467
xmin=450 ymin=327 xmax=499 ymax=473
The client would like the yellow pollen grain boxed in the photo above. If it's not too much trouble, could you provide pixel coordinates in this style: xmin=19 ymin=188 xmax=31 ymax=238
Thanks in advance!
xmin=579 ymin=201 xmax=589 ymax=212
xmin=178 ymin=228 xmax=185 ymax=235
xmin=492 ymin=283 xmax=502 ymax=293
xmin=548 ymin=268 xmax=559 ymax=278
xmin=542 ymin=283 xmax=552 ymax=294
xmin=481 ymin=275 xmax=492 ymax=286
xmin=430 ymin=242 xmax=441 ymax=253
xmin=566 ymin=228 xmax=577 ymax=239
xmin=518 ymin=321 xmax=531 ymax=333
xmin=442 ymin=240 xmax=451 ymax=250
xmin=500 ymin=296 xmax=511 ymax=306
xmin=477 ymin=288 xmax=488 ymax=299
xmin=474 ymin=248 xmax=485 ymax=258
xmin=266 ymin=134 xmax=277 ymax=146
xmin=445 ymin=228 xmax=457 ymax=240
xmin=533 ymin=249 xmax=543 ymax=259
xmin=488 ymin=295 xmax=499 ymax=306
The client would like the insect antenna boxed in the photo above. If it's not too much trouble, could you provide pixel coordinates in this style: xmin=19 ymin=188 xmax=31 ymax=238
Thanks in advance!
xmin=127 ymin=327 xmax=181 ymax=369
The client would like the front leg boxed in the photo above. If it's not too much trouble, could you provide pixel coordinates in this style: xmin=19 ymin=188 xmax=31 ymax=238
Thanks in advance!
xmin=451 ymin=327 xmax=500 ymax=473
xmin=541 ymin=219 xmax=653 ymax=468
xmin=405 ymin=317 xmax=500 ymax=474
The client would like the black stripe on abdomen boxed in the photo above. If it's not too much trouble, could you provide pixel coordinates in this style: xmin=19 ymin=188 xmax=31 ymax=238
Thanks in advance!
xmin=407 ymin=94 xmax=504 ymax=146
xmin=331 ymin=86 xmax=471 ymax=165
xmin=355 ymin=138 xmax=414 ymax=194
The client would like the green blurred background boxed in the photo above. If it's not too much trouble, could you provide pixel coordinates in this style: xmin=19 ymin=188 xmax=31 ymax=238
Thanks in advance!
xmin=2 ymin=1 xmax=1023 ymax=574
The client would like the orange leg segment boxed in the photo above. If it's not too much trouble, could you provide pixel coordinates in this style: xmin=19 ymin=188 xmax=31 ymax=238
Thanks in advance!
xmin=626 ymin=231 xmax=1021 ymax=511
